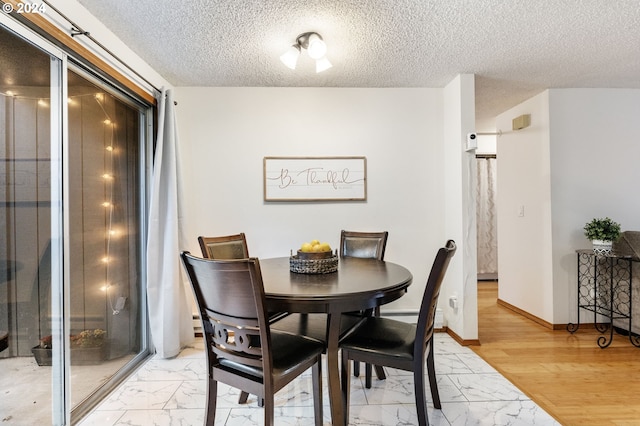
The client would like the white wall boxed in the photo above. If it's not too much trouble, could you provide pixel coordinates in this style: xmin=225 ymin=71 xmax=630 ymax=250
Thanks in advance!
xmin=443 ymin=75 xmax=478 ymax=339
xmin=496 ymin=88 xmax=640 ymax=324
xmin=496 ymin=92 xmax=553 ymax=321
xmin=175 ymin=87 xmax=450 ymax=312
xmin=549 ymin=89 xmax=640 ymax=323
xmin=475 ymin=118 xmax=497 ymax=154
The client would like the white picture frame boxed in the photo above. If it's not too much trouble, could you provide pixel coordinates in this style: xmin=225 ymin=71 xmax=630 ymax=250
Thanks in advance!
xmin=263 ymin=156 xmax=367 ymax=201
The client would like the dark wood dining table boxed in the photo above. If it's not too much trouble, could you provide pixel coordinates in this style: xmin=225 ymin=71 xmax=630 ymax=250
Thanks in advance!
xmin=259 ymin=256 xmax=413 ymax=426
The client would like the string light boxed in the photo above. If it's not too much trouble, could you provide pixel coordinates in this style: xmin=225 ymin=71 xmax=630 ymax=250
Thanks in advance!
xmin=97 ymin=91 xmax=121 ymax=316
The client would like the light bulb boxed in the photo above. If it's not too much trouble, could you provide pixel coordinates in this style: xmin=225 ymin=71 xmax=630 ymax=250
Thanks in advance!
xmin=103 ymin=119 xmax=111 ymax=125
xmin=307 ymin=34 xmax=327 ymax=60
xmin=102 ymin=201 xmax=112 ymax=207
xmin=102 ymin=173 xmax=113 ymax=180
xmin=106 ymin=146 xmax=113 ymax=152
xmin=316 ymin=57 xmax=333 ymax=73
xmin=280 ymin=45 xmax=301 ymax=70
xmin=101 ymin=256 xmax=110 ymax=263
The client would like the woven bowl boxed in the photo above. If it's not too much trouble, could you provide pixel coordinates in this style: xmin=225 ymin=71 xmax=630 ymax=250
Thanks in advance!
xmin=290 ymin=252 xmax=338 ymax=274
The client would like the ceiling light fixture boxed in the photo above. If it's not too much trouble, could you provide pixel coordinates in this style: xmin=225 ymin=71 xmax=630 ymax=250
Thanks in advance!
xmin=280 ymin=32 xmax=332 ymax=73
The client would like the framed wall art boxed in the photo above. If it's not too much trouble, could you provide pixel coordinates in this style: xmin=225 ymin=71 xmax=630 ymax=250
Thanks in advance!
xmin=263 ymin=156 xmax=367 ymax=201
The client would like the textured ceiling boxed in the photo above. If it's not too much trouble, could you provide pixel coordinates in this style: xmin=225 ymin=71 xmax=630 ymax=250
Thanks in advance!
xmin=75 ymin=0 xmax=640 ymax=120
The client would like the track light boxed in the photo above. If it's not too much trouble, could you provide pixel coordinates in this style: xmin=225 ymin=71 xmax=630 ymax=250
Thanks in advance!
xmin=280 ymin=32 xmax=332 ymax=73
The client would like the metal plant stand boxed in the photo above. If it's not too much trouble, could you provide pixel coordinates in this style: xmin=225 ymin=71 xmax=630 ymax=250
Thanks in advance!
xmin=567 ymin=250 xmax=640 ymax=348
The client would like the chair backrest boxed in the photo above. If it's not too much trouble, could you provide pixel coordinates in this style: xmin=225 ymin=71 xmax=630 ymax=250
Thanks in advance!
xmin=415 ymin=240 xmax=456 ymax=355
xmin=198 ymin=233 xmax=249 ymax=260
xmin=339 ymin=230 xmax=388 ymax=260
xmin=180 ymin=252 xmax=273 ymax=372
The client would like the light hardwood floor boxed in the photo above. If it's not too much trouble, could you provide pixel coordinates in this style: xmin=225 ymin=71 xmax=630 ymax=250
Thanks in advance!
xmin=472 ymin=281 xmax=640 ymax=425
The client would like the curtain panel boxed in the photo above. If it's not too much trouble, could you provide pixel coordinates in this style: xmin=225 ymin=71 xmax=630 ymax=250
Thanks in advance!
xmin=146 ymin=89 xmax=194 ymax=358
xmin=476 ymin=157 xmax=498 ymax=278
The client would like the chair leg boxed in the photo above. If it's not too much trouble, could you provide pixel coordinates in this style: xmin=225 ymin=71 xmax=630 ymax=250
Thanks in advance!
xmin=365 ymin=307 xmax=386 ymax=384
xmin=312 ymin=355 xmax=323 ymax=426
xmin=263 ymin=395 xmax=275 ymax=426
xmin=341 ymin=350 xmax=351 ymax=424
xmin=413 ymin=360 xmax=429 ymax=426
xmin=206 ymin=378 xmax=217 ymax=426
xmin=374 ymin=364 xmax=386 ymax=380
xmin=365 ymin=362 xmax=373 ymax=388
xmin=238 ymin=391 xmax=249 ymax=404
xmin=353 ymin=360 xmax=360 ymax=377
xmin=427 ymin=342 xmax=441 ymax=409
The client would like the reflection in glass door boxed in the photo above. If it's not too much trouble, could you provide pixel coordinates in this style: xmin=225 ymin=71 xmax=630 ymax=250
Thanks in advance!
xmin=1 ymin=18 xmax=150 ymax=425
xmin=66 ymin=69 xmax=146 ymax=418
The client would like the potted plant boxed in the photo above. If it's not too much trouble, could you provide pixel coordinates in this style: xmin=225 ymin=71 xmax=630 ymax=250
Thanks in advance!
xmin=584 ymin=217 xmax=621 ymax=255
xmin=32 ymin=329 xmax=107 ymax=366
xmin=70 ymin=328 xmax=107 ymax=365
xmin=32 ymin=335 xmax=53 ymax=366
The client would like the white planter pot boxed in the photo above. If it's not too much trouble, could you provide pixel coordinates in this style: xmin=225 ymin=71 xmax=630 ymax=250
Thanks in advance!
xmin=592 ymin=239 xmax=613 ymax=255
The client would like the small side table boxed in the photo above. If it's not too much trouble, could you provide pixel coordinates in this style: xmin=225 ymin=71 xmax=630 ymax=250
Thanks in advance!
xmin=567 ymin=249 xmax=640 ymax=348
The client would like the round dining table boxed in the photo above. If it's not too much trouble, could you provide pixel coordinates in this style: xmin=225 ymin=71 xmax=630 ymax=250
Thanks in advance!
xmin=259 ymin=256 xmax=413 ymax=426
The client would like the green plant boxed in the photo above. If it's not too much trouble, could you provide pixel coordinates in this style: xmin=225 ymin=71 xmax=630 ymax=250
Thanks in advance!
xmin=584 ymin=217 xmax=621 ymax=241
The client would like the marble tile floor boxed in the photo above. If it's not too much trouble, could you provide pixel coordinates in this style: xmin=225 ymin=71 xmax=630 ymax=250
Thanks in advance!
xmin=78 ymin=333 xmax=560 ymax=426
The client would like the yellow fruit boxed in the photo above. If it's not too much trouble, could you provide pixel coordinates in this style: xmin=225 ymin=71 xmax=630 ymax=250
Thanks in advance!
xmin=312 ymin=243 xmax=324 ymax=252
xmin=319 ymin=242 xmax=331 ymax=252
xmin=300 ymin=242 xmax=313 ymax=252
xmin=310 ymin=239 xmax=320 ymax=246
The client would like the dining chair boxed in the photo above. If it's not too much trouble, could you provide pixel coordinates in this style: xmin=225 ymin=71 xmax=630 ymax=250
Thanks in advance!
xmin=339 ymin=239 xmax=456 ymax=426
xmin=198 ymin=233 xmax=249 ymax=260
xmin=197 ymin=233 xmax=287 ymax=405
xmin=340 ymin=229 xmax=389 ymax=383
xmin=340 ymin=230 xmax=388 ymax=261
xmin=180 ymin=252 xmax=324 ymax=426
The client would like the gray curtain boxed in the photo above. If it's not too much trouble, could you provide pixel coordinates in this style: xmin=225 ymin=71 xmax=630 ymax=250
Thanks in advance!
xmin=476 ymin=157 xmax=498 ymax=279
xmin=146 ymin=89 xmax=194 ymax=358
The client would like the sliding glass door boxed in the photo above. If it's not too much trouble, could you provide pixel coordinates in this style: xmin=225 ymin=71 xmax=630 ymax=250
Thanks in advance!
xmin=0 ymin=15 xmax=151 ymax=425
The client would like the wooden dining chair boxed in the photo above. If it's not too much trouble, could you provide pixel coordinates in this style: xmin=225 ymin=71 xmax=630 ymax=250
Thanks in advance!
xmin=180 ymin=252 xmax=324 ymax=426
xmin=340 ymin=230 xmax=389 ymax=383
xmin=198 ymin=233 xmax=249 ymax=260
xmin=198 ymin=233 xmax=287 ymax=405
xmin=339 ymin=240 xmax=456 ymax=426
